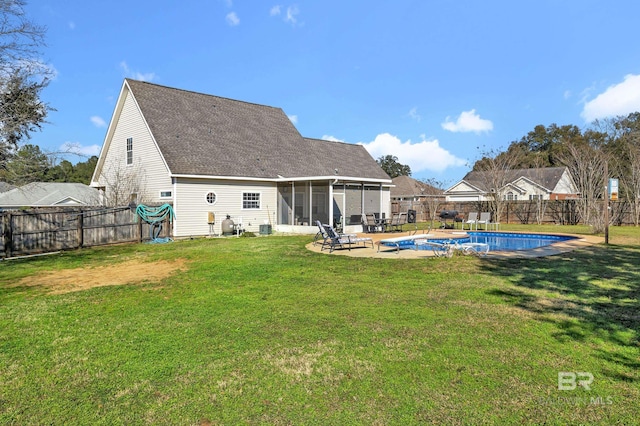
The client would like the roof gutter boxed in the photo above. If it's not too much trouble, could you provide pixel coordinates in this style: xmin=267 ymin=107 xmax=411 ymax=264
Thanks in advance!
xmin=170 ymin=173 xmax=393 ymax=185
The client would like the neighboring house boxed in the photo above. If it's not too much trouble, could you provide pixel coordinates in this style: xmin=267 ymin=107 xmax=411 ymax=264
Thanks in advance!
xmin=91 ymin=79 xmax=391 ymax=237
xmin=0 ymin=182 xmax=101 ymax=208
xmin=445 ymin=167 xmax=578 ymax=202
xmin=0 ymin=182 xmax=16 ymax=193
xmin=391 ymin=175 xmax=445 ymax=221
xmin=391 ymin=176 xmax=443 ymax=202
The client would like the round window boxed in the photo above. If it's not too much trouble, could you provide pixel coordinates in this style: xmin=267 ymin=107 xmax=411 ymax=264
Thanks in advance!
xmin=206 ymin=192 xmax=217 ymax=205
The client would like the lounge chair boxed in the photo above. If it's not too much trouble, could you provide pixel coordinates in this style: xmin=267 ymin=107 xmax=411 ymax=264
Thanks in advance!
xmin=414 ymin=238 xmax=489 ymax=257
xmin=477 ymin=212 xmax=491 ymax=230
xmin=463 ymin=212 xmax=478 ymax=230
xmin=314 ymin=220 xmax=354 ymax=246
xmin=316 ymin=221 xmax=373 ymax=252
xmin=377 ymin=231 xmax=435 ymax=253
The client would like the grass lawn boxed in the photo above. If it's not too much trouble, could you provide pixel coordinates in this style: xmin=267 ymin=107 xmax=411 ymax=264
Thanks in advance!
xmin=1 ymin=225 xmax=638 ymax=424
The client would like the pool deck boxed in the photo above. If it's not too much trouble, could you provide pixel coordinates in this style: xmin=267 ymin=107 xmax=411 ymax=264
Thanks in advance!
xmin=306 ymin=229 xmax=601 ymax=259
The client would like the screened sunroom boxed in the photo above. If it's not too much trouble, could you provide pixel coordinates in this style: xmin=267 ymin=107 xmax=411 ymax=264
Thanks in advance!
xmin=276 ymin=179 xmax=391 ymax=234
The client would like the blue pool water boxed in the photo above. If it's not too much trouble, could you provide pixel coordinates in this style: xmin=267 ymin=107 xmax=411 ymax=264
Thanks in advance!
xmin=387 ymin=232 xmax=578 ymax=252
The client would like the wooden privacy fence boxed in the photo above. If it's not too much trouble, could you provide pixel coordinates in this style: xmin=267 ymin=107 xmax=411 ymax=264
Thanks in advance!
xmin=1 ymin=206 xmax=172 ymax=259
xmin=393 ymin=199 xmax=640 ymax=226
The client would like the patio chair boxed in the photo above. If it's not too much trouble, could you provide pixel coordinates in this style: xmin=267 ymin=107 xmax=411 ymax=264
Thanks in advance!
xmin=477 ymin=212 xmax=491 ymax=230
xmin=362 ymin=213 xmax=380 ymax=233
xmin=389 ymin=212 xmax=407 ymax=232
xmin=318 ymin=221 xmax=373 ymax=253
xmin=463 ymin=212 xmax=478 ymax=230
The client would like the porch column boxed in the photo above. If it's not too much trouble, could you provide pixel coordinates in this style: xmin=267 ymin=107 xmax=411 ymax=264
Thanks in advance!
xmin=308 ymin=181 xmax=313 ymax=226
xmin=291 ymin=181 xmax=295 ymax=225
xmin=328 ymin=180 xmax=334 ymax=227
xmin=379 ymin=183 xmax=384 ymax=218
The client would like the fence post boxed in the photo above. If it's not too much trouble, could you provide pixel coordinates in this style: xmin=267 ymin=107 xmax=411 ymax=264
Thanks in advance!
xmin=3 ymin=212 xmax=12 ymax=258
xmin=77 ymin=212 xmax=84 ymax=248
xmin=506 ymin=203 xmax=509 ymax=224
xmin=138 ymin=216 xmax=143 ymax=243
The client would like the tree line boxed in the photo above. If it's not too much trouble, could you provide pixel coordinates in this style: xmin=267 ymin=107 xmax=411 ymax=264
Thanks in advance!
xmin=0 ymin=143 xmax=97 ymax=185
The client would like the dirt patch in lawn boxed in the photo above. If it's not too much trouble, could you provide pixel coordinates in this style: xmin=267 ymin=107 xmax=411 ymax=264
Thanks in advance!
xmin=14 ymin=258 xmax=188 ymax=294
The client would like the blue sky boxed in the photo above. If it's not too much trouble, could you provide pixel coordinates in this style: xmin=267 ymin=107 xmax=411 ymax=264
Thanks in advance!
xmin=25 ymin=0 xmax=640 ymax=184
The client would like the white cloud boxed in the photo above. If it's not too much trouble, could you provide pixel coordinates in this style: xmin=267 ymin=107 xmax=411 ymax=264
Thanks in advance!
xmin=60 ymin=142 xmax=102 ymax=157
xmin=408 ymin=107 xmax=421 ymax=122
xmin=226 ymin=12 xmax=240 ymax=26
xmin=285 ymin=5 xmax=299 ymax=24
xmin=270 ymin=5 xmax=281 ymax=16
xmin=68 ymin=21 xmax=75 ymax=30
xmin=120 ymin=61 xmax=156 ymax=82
xmin=357 ymin=133 xmax=466 ymax=173
xmin=581 ymin=74 xmax=640 ymax=122
xmin=90 ymin=116 xmax=106 ymax=128
xmin=288 ymin=114 xmax=298 ymax=124
xmin=321 ymin=135 xmax=344 ymax=142
xmin=441 ymin=109 xmax=493 ymax=133
xmin=563 ymin=90 xmax=571 ymax=100
xmin=270 ymin=4 xmax=301 ymax=25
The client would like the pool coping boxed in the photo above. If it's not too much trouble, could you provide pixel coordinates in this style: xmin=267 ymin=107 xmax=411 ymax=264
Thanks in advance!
xmin=306 ymin=229 xmax=602 ymax=259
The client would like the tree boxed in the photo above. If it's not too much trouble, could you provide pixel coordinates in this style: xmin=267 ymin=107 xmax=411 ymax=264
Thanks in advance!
xmin=555 ymin=130 xmax=609 ymax=232
xmin=97 ymin=161 xmax=148 ymax=207
xmin=377 ymin=155 xmax=411 ymax=178
xmin=0 ymin=71 xmax=51 ymax=161
xmin=46 ymin=156 xmax=98 ymax=184
xmin=0 ymin=0 xmax=52 ymax=166
xmin=472 ymin=124 xmax=583 ymax=171
xmin=0 ymin=142 xmax=49 ymax=184
xmin=472 ymin=148 xmax=524 ymax=224
xmin=604 ymin=112 xmax=640 ymax=226
xmin=419 ymin=178 xmax=447 ymax=230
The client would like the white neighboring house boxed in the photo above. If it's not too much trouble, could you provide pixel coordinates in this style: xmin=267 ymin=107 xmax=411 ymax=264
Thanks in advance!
xmin=0 ymin=182 xmax=101 ymax=208
xmin=90 ymin=79 xmax=392 ymax=237
xmin=445 ymin=167 xmax=579 ymax=202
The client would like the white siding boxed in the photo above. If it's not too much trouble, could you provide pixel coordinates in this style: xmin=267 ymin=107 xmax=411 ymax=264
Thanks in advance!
xmin=553 ymin=171 xmax=577 ymax=194
xmin=449 ymin=181 xmax=478 ymax=192
xmin=509 ymin=179 xmax=547 ymax=199
xmin=174 ymin=178 xmax=277 ymax=237
xmin=95 ymin=90 xmax=171 ymax=205
xmin=448 ymin=195 xmax=481 ymax=202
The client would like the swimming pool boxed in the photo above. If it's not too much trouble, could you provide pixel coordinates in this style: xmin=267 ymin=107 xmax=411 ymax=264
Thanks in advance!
xmin=384 ymin=232 xmax=578 ymax=252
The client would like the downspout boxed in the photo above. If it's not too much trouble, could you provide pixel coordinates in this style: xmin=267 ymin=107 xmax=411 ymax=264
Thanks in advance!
xmin=172 ymin=177 xmax=178 ymax=237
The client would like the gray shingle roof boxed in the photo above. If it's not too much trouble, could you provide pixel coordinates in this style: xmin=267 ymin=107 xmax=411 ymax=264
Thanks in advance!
xmin=0 ymin=182 xmax=15 ymax=193
xmin=126 ymin=79 xmax=390 ymax=181
xmin=391 ymin=175 xmax=443 ymax=198
xmin=0 ymin=182 xmax=100 ymax=207
xmin=461 ymin=167 xmax=569 ymax=192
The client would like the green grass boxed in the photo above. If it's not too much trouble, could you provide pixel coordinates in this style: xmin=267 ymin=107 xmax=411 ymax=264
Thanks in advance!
xmin=1 ymin=227 xmax=639 ymax=425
